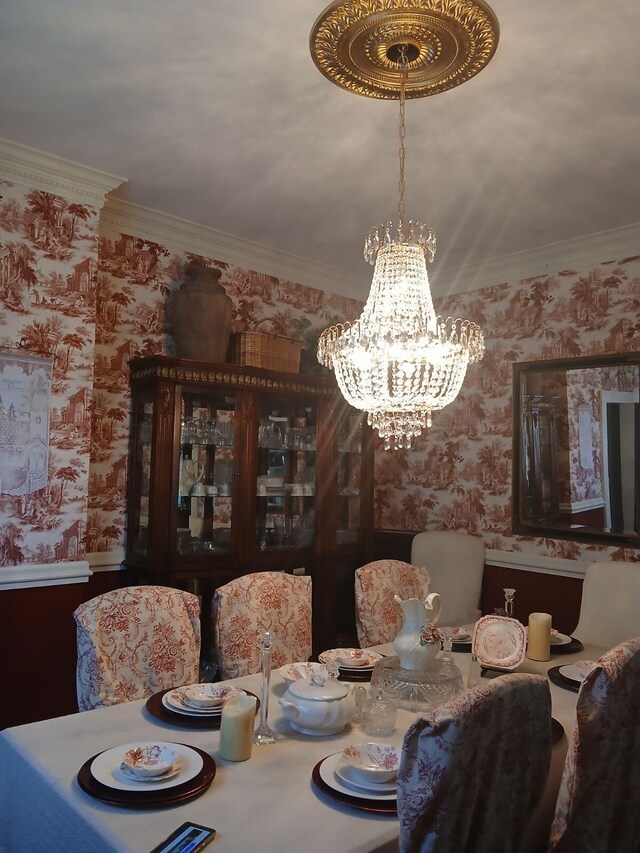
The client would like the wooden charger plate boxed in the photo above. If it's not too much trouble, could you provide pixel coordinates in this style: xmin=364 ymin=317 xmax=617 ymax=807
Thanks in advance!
xmin=311 ymin=757 xmax=397 ymax=815
xmin=77 ymin=744 xmax=216 ymax=808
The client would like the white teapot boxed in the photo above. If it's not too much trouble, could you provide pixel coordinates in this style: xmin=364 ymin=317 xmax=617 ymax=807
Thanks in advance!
xmin=278 ymin=674 xmax=356 ymax=736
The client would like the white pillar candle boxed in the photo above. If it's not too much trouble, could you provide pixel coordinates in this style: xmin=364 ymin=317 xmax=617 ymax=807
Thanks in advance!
xmin=527 ymin=612 xmax=552 ymax=661
xmin=219 ymin=694 xmax=257 ymax=761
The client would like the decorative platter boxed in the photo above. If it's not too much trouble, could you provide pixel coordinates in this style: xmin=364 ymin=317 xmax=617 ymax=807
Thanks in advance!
xmin=472 ymin=616 xmax=526 ymax=670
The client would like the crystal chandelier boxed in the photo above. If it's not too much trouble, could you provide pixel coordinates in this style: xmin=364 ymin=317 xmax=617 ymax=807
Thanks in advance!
xmin=311 ymin=1 xmax=498 ymax=450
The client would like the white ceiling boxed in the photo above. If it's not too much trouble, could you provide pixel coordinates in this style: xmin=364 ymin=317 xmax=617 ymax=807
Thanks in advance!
xmin=1 ymin=0 xmax=639 ymax=298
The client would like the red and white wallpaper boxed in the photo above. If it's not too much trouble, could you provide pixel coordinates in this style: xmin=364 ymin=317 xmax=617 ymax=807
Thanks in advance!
xmin=374 ymin=259 xmax=640 ymax=562
xmin=0 ymin=166 xmax=638 ymax=572
xmin=0 ymin=179 xmax=99 ymax=565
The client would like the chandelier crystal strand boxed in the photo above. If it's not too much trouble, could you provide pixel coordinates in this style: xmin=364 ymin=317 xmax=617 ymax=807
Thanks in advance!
xmin=316 ymin=35 xmax=485 ymax=450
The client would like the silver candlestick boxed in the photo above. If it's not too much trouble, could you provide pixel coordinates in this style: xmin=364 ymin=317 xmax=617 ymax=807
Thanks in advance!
xmin=254 ymin=631 xmax=277 ymax=745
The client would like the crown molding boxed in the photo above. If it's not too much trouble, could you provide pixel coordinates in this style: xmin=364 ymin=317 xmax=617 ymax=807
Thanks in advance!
xmin=434 ymin=223 xmax=640 ymax=297
xmin=0 ymin=559 xmax=91 ymax=590
xmin=0 ymin=137 xmax=125 ymax=207
xmin=101 ymin=196 xmax=369 ymax=299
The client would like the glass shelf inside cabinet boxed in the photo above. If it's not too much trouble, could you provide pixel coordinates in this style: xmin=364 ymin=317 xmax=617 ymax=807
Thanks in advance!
xmin=256 ymin=406 xmax=316 ymax=551
xmin=176 ymin=391 xmax=235 ymax=556
xmin=336 ymin=413 xmax=364 ymax=547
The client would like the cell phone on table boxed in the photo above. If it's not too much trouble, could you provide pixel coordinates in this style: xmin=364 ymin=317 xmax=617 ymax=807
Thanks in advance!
xmin=148 ymin=821 xmax=216 ymax=853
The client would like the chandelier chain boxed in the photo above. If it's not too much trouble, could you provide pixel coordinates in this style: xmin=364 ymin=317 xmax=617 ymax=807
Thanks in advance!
xmin=397 ymin=47 xmax=408 ymax=233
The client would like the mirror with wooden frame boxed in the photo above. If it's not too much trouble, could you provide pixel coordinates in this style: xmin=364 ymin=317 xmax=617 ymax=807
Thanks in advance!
xmin=512 ymin=353 xmax=639 ymax=547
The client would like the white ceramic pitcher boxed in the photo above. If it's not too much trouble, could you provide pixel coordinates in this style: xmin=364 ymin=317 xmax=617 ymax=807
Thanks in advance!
xmin=393 ymin=592 xmax=442 ymax=671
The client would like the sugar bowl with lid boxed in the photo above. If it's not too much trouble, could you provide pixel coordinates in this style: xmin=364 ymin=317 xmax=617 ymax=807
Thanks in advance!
xmin=278 ymin=673 xmax=356 ymax=736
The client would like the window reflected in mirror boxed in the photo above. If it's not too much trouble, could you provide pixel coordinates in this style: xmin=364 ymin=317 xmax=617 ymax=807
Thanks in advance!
xmin=513 ymin=353 xmax=639 ymax=546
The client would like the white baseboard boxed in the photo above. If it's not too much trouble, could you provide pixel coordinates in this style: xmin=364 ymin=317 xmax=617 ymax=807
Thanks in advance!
xmin=0 ymin=560 xmax=92 ymax=590
xmin=486 ymin=549 xmax=587 ymax=579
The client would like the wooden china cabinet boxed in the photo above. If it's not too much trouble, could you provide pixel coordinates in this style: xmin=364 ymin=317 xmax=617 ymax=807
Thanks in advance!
xmin=125 ymin=355 xmax=374 ymax=661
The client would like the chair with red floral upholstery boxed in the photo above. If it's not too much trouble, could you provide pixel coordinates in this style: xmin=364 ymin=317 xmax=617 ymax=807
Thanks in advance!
xmin=548 ymin=637 xmax=640 ymax=853
xmin=74 ymin=585 xmax=201 ymax=712
xmin=397 ymin=673 xmax=552 ymax=853
xmin=354 ymin=560 xmax=431 ymax=648
xmin=213 ymin=571 xmax=312 ymax=680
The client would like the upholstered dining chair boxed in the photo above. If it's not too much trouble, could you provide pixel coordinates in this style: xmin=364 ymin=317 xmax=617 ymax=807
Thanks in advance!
xmin=548 ymin=636 xmax=640 ymax=853
xmin=397 ymin=673 xmax=552 ymax=853
xmin=354 ymin=560 xmax=431 ymax=648
xmin=572 ymin=561 xmax=640 ymax=647
xmin=213 ymin=571 xmax=312 ymax=679
xmin=74 ymin=585 xmax=201 ymax=712
xmin=410 ymin=531 xmax=485 ymax=625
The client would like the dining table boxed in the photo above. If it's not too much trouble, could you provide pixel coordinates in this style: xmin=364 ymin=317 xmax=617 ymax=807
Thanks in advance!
xmin=0 ymin=640 xmax=606 ymax=853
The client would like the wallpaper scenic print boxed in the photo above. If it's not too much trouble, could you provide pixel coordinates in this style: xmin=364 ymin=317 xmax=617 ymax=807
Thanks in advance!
xmin=0 ymin=179 xmax=99 ymax=566
xmin=374 ymin=257 xmax=640 ymax=562
xmin=0 ymin=167 xmax=638 ymax=571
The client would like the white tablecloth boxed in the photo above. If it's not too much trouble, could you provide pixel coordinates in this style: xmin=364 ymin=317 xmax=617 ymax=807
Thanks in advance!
xmin=0 ymin=644 xmax=604 ymax=853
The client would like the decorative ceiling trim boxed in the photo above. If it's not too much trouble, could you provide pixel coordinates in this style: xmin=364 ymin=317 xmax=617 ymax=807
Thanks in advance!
xmin=0 ymin=137 xmax=125 ymax=207
xmin=310 ymin=0 xmax=499 ymax=100
xmin=433 ymin=222 xmax=640 ymax=298
xmin=102 ymin=196 xmax=639 ymax=302
xmin=101 ymin=196 xmax=369 ymax=300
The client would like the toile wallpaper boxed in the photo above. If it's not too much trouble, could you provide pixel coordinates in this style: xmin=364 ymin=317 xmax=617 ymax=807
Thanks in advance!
xmin=374 ymin=258 xmax=640 ymax=562
xmin=0 ymin=169 xmax=639 ymax=573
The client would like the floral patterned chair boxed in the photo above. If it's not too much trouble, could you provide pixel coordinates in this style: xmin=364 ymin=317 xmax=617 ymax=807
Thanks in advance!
xmin=213 ymin=572 xmax=312 ymax=679
xmin=74 ymin=585 xmax=201 ymax=712
xmin=354 ymin=560 xmax=431 ymax=648
xmin=548 ymin=637 xmax=640 ymax=853
xmin=397 ymin=673 xmax=552 ymax=853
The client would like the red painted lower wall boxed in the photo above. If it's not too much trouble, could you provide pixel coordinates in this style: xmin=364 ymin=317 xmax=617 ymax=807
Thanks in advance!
xmin=0 ymin=571 xmax=126 ymax=730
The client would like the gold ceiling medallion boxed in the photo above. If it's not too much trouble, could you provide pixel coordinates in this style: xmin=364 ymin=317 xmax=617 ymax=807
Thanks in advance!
xmin=310 ymin=0 xmax=499 ymax=99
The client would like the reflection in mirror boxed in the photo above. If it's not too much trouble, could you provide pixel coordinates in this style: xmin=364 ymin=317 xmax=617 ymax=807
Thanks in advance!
xmin=513 ymin=353 xmax=640 ymax=547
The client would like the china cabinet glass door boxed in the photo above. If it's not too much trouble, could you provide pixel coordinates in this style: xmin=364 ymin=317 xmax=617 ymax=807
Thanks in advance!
xmin=176 ymin=390 xmax=236 ymax=556
xmin=256 ymin=399 xmax=317 ymax=551
xmin=335 ymin=412 xmax=365 ymax=547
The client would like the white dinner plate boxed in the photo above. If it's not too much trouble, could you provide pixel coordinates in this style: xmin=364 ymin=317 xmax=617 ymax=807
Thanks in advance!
xmin=90 ymin=741 xmax=203 ymax=792
xmin=449 ymin=624 xmax=475 ymax=644
xmin=334 ymin=761 xmax=397 ymax=795
xmin=319 ymin=753 xmax=397 ymax=802
xmin=318 ymin=649 xmax=383 ymax=670
xmin=279 ymin=662 xmax=329 ymax=682
xmin=163 ymin=685 xmax=248 ymax=716
xmin=550 ymin=632 xmax=572 ymax=646
xmin=163 ymin=690 xmax=221 ymax=716
xmin=473 ymin=616 xmax=526 ymax=670
xmin=559 ymin=662 xmax=597 ymax=683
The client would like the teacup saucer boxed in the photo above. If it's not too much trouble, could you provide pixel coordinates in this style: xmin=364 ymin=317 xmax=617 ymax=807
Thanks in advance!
xmin=334 ymin=761 xmax=397 ymax=794
xmin=118 ymin=761 xmax=182 ymax=784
